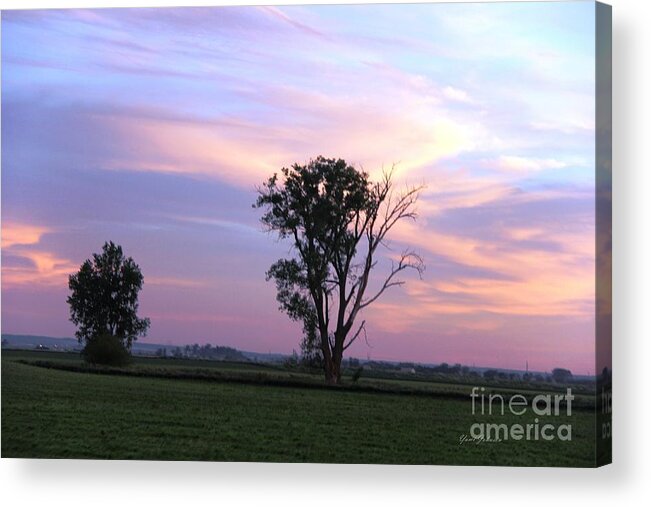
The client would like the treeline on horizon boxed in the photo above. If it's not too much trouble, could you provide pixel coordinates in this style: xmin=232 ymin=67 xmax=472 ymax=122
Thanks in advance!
xmin=155 ymin=343 xmax=248 ymax=362
xmin=1 ymin=334 xmax=600 ymax=385
xmin=284 ymin=352 xmax=595 ymax=385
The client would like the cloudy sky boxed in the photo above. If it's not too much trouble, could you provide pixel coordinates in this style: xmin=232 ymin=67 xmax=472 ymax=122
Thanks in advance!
xmin=1 ymin=2 xmax=597 ymax=373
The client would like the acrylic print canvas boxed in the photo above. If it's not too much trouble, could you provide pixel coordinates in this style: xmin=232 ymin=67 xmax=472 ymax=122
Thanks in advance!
xmin=1 ymin=1 xmax=611 ymax=467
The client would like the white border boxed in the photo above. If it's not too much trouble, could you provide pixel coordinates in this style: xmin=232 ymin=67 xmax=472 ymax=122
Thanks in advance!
xmin=1 ymin=0 xmax=649 ymax=505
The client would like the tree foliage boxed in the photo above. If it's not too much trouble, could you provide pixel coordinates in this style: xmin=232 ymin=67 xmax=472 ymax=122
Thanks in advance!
xmin=68 ymin=241 xmax=150 ymax=351
xmin=255 ymin=156 xmax=424 ymax=384
xmin=81 ymin=333 xmax=132 ymax=366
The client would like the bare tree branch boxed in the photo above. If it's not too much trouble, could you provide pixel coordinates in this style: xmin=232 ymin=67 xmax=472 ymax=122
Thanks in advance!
xmin=343 ymin=320 xmax=366 ymax=351
xmin=359 ymin=251 xmax=425 ymax=310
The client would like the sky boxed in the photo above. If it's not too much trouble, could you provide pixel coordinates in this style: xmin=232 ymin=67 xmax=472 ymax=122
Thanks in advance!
xmin=1 ymin=2 xmax=598 ymax=373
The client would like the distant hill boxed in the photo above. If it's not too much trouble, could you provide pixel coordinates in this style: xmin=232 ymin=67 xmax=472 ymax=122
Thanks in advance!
xmin=2 ymin=334 xmax=81 ymax=351
xmin=1 ymin=333 xmax=594 ymax=379
xmin=2 ymin=333 xmax=248 ymax=362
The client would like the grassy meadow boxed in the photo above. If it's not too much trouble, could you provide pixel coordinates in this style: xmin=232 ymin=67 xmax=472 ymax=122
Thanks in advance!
xmin=1 ymin=349 xmax=597 ymax=466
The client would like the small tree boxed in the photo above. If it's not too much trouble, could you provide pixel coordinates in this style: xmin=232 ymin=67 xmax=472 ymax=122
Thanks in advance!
xmin=255 ymin=156 xmax=424 ymax=384
xmin=68 ymin=241 xmax=150 ymax=362
xmin=552 ymin=368 xmax=573 ymax=383
xmin=81 ymin=333 xmax=131 ymax=366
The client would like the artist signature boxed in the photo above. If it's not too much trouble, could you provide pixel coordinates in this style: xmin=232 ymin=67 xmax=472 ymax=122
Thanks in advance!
xmin=458 ymin=434 xmax=502 ymax=445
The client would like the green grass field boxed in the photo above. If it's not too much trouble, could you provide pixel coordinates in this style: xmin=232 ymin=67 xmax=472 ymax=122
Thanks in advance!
xmin=1 ymin=350 xmax=598 ymax=466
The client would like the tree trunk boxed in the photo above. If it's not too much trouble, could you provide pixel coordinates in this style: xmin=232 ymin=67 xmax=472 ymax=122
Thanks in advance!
xmin=324 ymin=353 xmax=342 ymax=385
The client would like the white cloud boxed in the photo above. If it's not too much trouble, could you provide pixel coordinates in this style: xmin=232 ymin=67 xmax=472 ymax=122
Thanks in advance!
xmin=442 ymin=85 xmax=473 ymax=103
xmin=494 ymin=155 xmax=570 ymax=173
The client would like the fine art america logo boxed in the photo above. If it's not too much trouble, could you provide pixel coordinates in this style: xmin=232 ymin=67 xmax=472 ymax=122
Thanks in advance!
xmin=460 ymin=387 xmax=574 ymax=444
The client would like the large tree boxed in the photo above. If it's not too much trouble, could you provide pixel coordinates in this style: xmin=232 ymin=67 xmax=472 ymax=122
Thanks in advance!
xmin=255 ymin=156 xmax=424 ymax=384
xmin=68 ymin=241 xmax=150 ymax=350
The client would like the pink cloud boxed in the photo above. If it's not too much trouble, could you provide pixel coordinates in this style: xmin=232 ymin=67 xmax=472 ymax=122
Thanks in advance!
xmin=1 ymin=222 xmax=77 ymax=288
